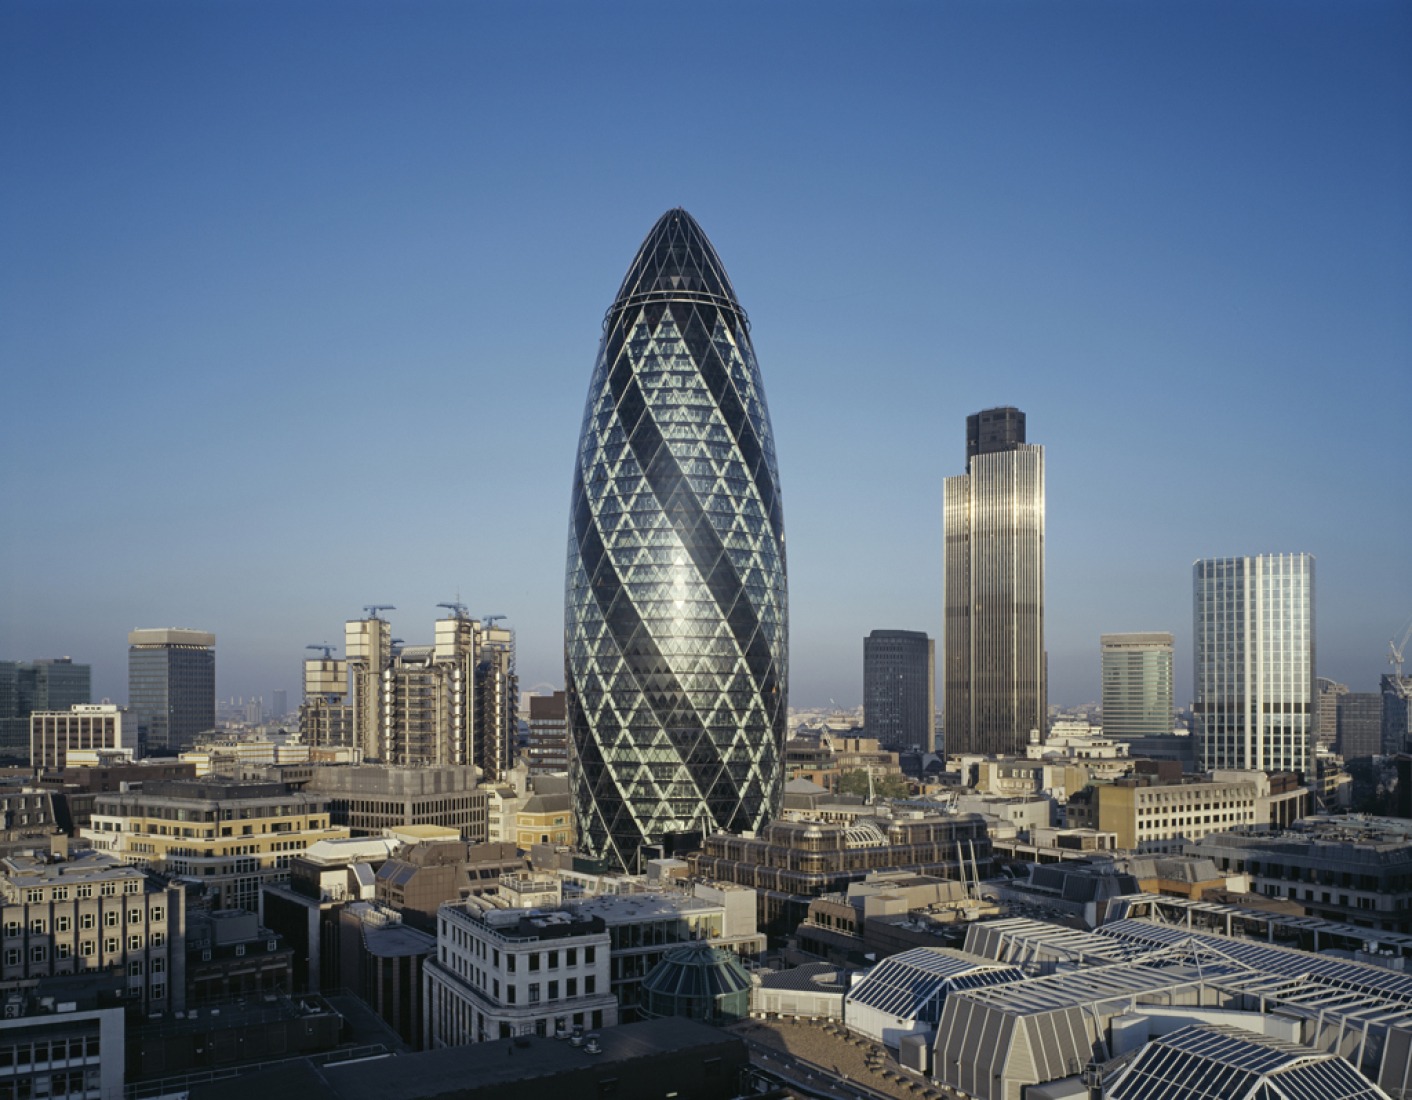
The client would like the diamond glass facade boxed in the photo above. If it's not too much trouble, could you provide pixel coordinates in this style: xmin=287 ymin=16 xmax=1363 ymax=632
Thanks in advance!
xmin=566 ymin=209 xmax=788 ymax=872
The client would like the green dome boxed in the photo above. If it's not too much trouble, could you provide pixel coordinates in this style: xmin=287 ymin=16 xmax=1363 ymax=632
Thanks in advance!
xmin=640 ymin=942 xmax=752 ymax=1025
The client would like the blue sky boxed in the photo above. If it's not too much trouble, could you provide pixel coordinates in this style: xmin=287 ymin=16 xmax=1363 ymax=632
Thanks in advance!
xmin=2 ymin=1 xmax=1409 ymax=712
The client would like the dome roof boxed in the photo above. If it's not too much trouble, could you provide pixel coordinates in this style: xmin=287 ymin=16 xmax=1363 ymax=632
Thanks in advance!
xmin=640 ymin=942 xmax=752 ymax=1024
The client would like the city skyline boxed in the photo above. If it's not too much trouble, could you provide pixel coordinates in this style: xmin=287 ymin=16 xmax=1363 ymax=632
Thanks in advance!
xmin=3 ymin=3 xmax=1409 ymax=713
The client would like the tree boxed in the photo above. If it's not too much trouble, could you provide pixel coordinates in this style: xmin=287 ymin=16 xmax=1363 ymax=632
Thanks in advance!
xmin=835 ymin=769 xmax=910 ymax=800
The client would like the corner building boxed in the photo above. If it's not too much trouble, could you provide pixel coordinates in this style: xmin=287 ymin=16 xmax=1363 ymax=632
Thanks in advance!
xmin=566 ymin=209 xmax=788 ymax=872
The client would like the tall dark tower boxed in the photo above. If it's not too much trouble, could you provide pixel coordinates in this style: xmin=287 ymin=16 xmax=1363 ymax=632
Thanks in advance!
xmin=566 ymin=209 xmax=788 ymax=872
xmin=943 ymin=408 xmax=1046 ymax=756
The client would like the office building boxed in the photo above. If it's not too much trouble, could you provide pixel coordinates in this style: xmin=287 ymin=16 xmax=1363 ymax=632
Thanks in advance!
xmin=863 ymin=630 xmax=936 ymax=751
xmin=1316 ymin=677 xmax=1348 ymax=750
xmin=943 ymin=407 xmax=1046 ymax=757
xmin=1383 ymin=674 xmax=1412 ymax=755
xmin=1193 ymin=555 xmax=1315 ymax=774
xmin=1338 ymin=692 xmax=1383 ymax=760
xmin=525 ymin=691 xmax=568 ymax=774
xmin=1101 ymin=633 xmax=1174 ymax=740
xmin=29 ymin=703 xmax=136 ymax=770
xmin=303 ymin=764 xmax=488 ymax=842
xmin=82 ymin=778 xmax=347 ymax=913
xmin=425 ymin=903 xmax=618 ymax=1045
xmin=341 ymin=611 xmax=518 ymax=777
xmin=128 ymin=629 xmax=216 ymax=754
xmin=565 ymin=209 xmax=789 ymax=872
xmin=0 ymin=846 xmax=184 ymax=1014
xmin=1189 ymin=815 xmax=1412 ymax=933
xmin=0 ymin=658 xmax=91 ymax=758
xmin=271 ymin=689 xmax=288 ymax=719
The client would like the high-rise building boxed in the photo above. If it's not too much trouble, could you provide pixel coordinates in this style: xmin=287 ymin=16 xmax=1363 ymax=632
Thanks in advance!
xmin=338 ymin=610 xmax=517 ymax=777
xmin=1100 ymin=633 xmax=1174 ymax=740
xmin=863 ymin=630 xmax=935 ymax=751
xmin=1337 ymin=692 xmax=1383 ymax=760
xmin=1383 ymin=674 xmax=1412 ymax=756
xmin=271 ymin=689 xmax=288 ymax=719
xmin=1193 ymin=554 xmax=1315 ymax=774
xmin=1315 ymin=677 xmax=1348 ymax=750
xmin=565 ymin=209 xmax=788 ymax=873
xmin=526 ymin=691 xmax=568 ymax=774
xmin=127 ymin=629 xmax=216 ymax=755
xmin=942 ymin=407 xmax=1046 ymax=757
xmin=0 ymin=658 xmax=91 ymax=758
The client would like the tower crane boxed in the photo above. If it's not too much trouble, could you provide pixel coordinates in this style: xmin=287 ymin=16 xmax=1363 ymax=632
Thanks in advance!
xmin=438 ymin=602 xmax=471 ymax=619
xmin=1390 ymin=617 xmax=1412 ymax=679
xmin=362 ymin=604 xmax=395 ymax=620
xmin=305 ymin=643 xmax=339 ymax=661
xmin=481 ymin=614 xmax=508 ymax=628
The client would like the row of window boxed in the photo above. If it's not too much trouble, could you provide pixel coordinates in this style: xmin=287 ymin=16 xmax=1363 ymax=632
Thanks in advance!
xmin=20 ymin=880 xmax=139 ymax=903
xmin=8 ymin=906 xmax=164 ymax=936
xmin=4 ymin=934 xmax=166 ymax=965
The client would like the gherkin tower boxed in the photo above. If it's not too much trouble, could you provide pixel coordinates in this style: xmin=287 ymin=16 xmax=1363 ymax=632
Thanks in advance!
xmin=566 ymin=209 xmax=788 ymax=872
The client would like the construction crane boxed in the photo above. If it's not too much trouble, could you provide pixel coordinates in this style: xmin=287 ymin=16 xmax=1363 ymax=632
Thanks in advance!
xmin=305 ymin=643 xmax=339 ymax=661
xmin=1390 ymin=617 xmax=1412 ymax=678
xmin=437 ymin=602 xmax=470 ymax=620
xmin=362 ymin=604 xmax=395 ymax=620
xmin=481 ymin=614 xmax=507 ymax=628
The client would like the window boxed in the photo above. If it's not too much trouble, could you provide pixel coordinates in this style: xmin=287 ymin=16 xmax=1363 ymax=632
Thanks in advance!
xmin=151 ymin=982 xmax=165 ymax=1000
xmin=4 ymin=948 xmax=19 ymax=966
xmin=151 ymin=932 xmax=165 ymax=947
xmin=548 ymin=950 xmax=559 ymax=969
xmin=567 ymin=977 xmax=577 ymax=997
xmin=528 ymin=983 xmax=541 ymax=1004
xmin=584 ymin=946 xmax=596 ymax=964
xmin=128 ymin=909 xmax=143 ymax=925
xmin=585 ymin=975 xmax=596 ymax=994
xmin=80 ymin=914 xmax=95 ymax=930
xmin=104 ymin=912 xmax=118 ymax=927
xmin=56 ymin=943 xmax=72 ymax=960
xmin=77 ymin=885 xmax=92 ymax=899
xmin=529 ymin=954 xmax=541 ymax=972
xmin=30 ymin=918 xmax=45 ymax=934
xmin=30 ymin=946 xmax=46 ymax=963
xmin=151 ymin=958 xmax=164 ymax=974
xmin=81 ymin=941 xmax=95 ymax=957
xmin=548 ymin=980 xmax=558 ymax=999
xmin=128 ymin=935 xmax=143 ymax=951
xmin=55 ymin=917 xmax=71 ymax=933
xmin=104 ymin=938 xmax=118 ymax=954
xmin=100 ymin=883 xmax=115 ymax=897
xmin=150 ymin=905 xmax=165 ymax=923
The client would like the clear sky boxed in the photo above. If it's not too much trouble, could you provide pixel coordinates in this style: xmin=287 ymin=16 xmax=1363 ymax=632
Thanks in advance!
xmin=2 ymin=1 xmax=1409 ymax=713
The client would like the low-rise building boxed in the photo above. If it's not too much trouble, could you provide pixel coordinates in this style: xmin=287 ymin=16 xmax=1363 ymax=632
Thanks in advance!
xmin=690 ymin=811 xmax=991 ymax=937
xmin=0 ymin=979 xmax=125 ymax=1100
xmin=81 ymin=778 xmax=348 ymax=913
xmin=29 ymin=704 xmax=136 ymax=771
xmin=0 ymin=844 xmax=184 ymax=1014
xmin=1188 ymin=815 xmax=1412 ymax=933
xmin=425 ymin=902 xmax=617 ymax=1046
xmin=302 ymin=764 xmax=488 ymax=842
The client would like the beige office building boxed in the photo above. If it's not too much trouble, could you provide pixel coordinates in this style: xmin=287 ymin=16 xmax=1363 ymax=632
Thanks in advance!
xmin=29 ymin=703 xmax=136 ymax=770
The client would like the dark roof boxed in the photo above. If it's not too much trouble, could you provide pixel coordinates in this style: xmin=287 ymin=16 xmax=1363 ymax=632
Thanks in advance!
xmin=192 ymin=1018 xmax=743 ymax=1100
xmin=756 ymin=962 xmax=851 ymax=994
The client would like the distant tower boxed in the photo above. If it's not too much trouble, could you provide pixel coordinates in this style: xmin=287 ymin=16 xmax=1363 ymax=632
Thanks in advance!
xmin=1383 ymin=674 xmax=1412 ymax=755
xmin=1193 ymin=554 xmax=1314 ymax=774
xmin=1336 ymin=692 xmax=1382 ymax=760
xmin=0 ymin=657 xmax=91 ymax=758
xmin=943 ymin=407 xmax=1046 ymax=756
xmin=565 ymin=209 xmax=788 ymax=872
xmin=1100 ymin=633 xmax=1174 ymax=740
xmin=127 ymin=629 xmax=216 ymax=754
xmin=1315 ymin=677 xmax=1348 ymax=750
xmin=863 ymin=630 xmax=936 ymax=751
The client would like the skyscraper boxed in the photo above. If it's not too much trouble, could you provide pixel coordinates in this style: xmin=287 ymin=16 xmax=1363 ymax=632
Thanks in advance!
xmin=0 ymin=657 xmax=91 ymax=758
xmin=566 ymin=208 xmax=788 ymax=872
xmin=942 ymin=407 xmax=1046 ymax=756
xmin=1100 ymin=633 xmax=1174 ymax=740
xmin=127 ymin=629 xmax=216 ymax=754
xmin=863 ymin=630 xmax=936 ymax=750
xmin=1336 ymin=692 xmax=1382 ymax=760
xmin=1193 ymin=554 xmax=1315 ymax=774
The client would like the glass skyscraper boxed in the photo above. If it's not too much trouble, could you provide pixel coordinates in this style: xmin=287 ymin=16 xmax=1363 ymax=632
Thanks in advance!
xmin=566 ymin=209 xmax=788 ymax=872
xmin=1193 ymin=554 xmax=1314 ymax=774
xmin=863 ymin=629 xmax=936 ymax=751
xmin=1100 ymin=632 xmax=1174 ymax=740
xmin=943 ymin=407 xmax=1046 ymax=756
xmin=128 ymin=629 xmax=216 ymax=754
